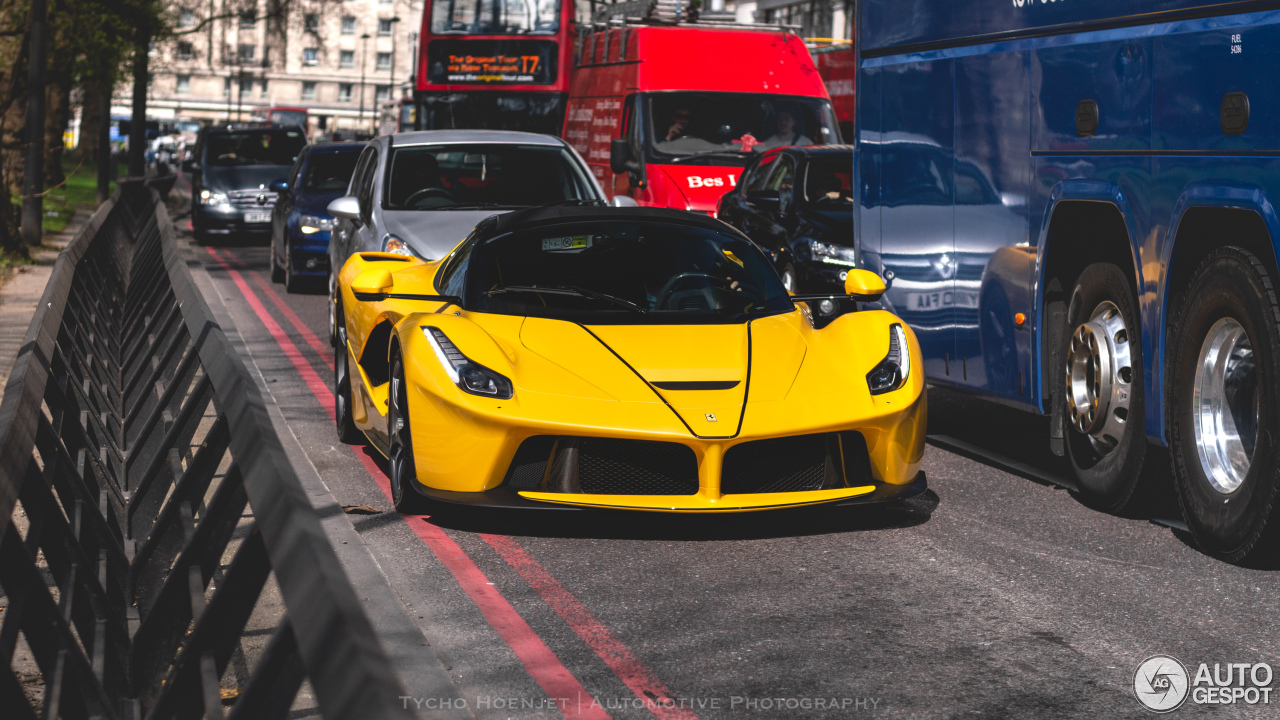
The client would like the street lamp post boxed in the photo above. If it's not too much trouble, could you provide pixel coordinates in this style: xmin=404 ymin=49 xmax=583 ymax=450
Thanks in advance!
xmin=388 ymin=16 xmax=401 ymax=131
xmin=359 ymin=32 xmax=371 ymax=135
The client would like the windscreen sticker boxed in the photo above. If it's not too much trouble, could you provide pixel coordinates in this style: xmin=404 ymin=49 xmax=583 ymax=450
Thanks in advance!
xmin=542 ymin=235 xmax=593 ymax=252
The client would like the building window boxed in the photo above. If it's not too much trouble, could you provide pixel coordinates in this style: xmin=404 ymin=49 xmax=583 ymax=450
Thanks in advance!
xmin=176 ymin=75 xmax=191 ymax=94
xmin=301 ymin=81 xmax=317 ymax=100
xmin=304 ymin=13 xmax=319 ymax=31
xmin=303 ymin=48 xmax=318 ymax=65
xmin=238 ymin=44 xmax=255 ymax=61
xmin=177 ymin=41 xmax=193 ymax=60
xmin=375 ymin=85 xmax=390 ymax=103
xmin=239 ymin=77 xmax=254 ymax=95
xmin=260 ymin=80 xmax=269 ymax=98
xmin=339 ymin=50 xmax=354 ymax=68
xmin=378 ymin=18 xmax=393 ymax=36
xmin=239 ymin=13 xmax=255 ymax=29
xmin=376 ymin=52 xmax=391 ymax=71
xmin=338 ymin=83 xmax=353 ymax=102
xmin=178 ymin=9 xmax=195 ymax=28
xmin=342 ymin=16 xmax=356 ymax=34
xmin=223 ymin=77 xmax=231 ymax=97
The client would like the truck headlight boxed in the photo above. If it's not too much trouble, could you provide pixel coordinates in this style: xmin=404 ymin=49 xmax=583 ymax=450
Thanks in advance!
xmin=422 ymin=326 xmax=514 ymax=399
xmin=867 ymin=324 xmax=911 ymax=395
xmin=299 ymin=214 xmax=335 ymax=234
xmin=808 ymin=239 xmax=858 ymax=267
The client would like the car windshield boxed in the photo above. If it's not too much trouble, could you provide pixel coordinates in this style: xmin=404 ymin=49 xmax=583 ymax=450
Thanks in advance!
xmin=302 ymin=151 xmax=361 ymax=192
xmin=803 ymin=156 xmax=854 ymax=206
xmin=206 ymin=130 xmax=306 ymax=166
xmin=430 ymin=0 xmax=559 ymax=34
xmin=464 ymin=220 xmax=793 ymax=323
xmin=384 ymin=143 xmax=595 ymax=210
xmin=646 ymin=93 xmax=840 ymax=166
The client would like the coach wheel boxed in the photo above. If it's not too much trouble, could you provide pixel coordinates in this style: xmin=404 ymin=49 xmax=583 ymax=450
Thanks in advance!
xmin=1060 ymin=263 xmax=1147 ymax=511
xmin=334 ymin=300 xmax=364 ymax=445
xmin=389 ymin=346 xmax=429 ymax=513
xmin=1167 ymin=247 xmax=1280 ymax=563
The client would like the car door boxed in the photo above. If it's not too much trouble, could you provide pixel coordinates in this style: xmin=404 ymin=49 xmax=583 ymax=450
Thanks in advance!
xmin=274 ymin=148 xmax=306 ymax=260
xmin=331 ymin=145 xmax=377 ymax=271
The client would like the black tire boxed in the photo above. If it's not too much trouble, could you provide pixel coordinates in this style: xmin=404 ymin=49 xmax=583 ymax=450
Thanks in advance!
xmin=283 ymin=240 xmax=302 ymax=293
xmin=333 ymin=300 xmax=364 ymax=445
xmin=1167 ymin=247 xmax=1280 ymax=563
xmin=388 ymin=346 xmax=430 ymax=514
xmin=271 ymin=245 xmax=285 ymax=283
xmin=1061 ymin=263 xmax=1148 ymax=511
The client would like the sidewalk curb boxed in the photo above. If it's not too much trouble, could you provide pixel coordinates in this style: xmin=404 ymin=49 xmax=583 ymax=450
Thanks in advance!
xmin=185 ymin=241 xmax=473 ymax=719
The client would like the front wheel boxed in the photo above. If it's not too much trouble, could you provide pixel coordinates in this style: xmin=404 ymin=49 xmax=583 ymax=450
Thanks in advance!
xmin=389 ymin=346 xmax=430 ymax=513
xmin=1060 ymin=263 xmax=1147 ymax=511
xmin=1167 ymin=247 xmax=1280 ymax=563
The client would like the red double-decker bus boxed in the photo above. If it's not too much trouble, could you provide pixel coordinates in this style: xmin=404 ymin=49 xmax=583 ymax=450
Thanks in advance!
xmin=414 ymin=0 xmax=575 ymax=134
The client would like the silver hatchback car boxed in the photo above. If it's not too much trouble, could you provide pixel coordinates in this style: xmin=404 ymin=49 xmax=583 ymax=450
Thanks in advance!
xmin=325 ymin=130 xmax=632 ymax=341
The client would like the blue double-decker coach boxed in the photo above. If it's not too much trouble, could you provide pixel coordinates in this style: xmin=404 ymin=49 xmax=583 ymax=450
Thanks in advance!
xmin=857 ymin=0 xmax=1280 ymax=562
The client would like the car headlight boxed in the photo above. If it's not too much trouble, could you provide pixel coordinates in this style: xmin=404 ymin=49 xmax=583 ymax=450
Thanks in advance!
xmin=383 ymin=234 xmax=417 ymax=257
xmin=866 ymin=323 xmax=911 ymax=395
xmin=808 ymin=239 xmax=858 ymax=267
xmin=299 ymin=214 xmax=335 ymax=234
xmin=422 ymin=326 xmax=514 ymax=399
xmin=200 ymin=190 xmax=229 ymax=206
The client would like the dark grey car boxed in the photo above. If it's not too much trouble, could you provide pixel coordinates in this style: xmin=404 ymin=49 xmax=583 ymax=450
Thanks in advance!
xmin=186 ymin=124 xmax=307 ymax=244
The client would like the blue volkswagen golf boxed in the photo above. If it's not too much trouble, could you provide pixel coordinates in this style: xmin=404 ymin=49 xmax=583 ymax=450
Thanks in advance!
xmin=270 ymin=142 xmax=363 ymax=292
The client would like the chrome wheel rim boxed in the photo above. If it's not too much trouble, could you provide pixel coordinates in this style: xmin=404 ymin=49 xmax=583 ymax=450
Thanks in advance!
xmin=389 ymin=362 xmax=410 ymax=503
xmin=1192 ymin=317 xmax=1257 ymax=494
xmin=1065 ymin=300 xmax=1133 ymax=452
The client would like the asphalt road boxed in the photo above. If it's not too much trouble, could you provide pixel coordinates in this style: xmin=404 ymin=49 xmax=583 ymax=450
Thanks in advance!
xmin=177 ymin=204 xmax=1279 ymax=719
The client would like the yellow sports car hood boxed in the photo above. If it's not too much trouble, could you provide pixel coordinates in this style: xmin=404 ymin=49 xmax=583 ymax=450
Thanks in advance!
xmin=516 ymin=317 xmax=806 ymax=438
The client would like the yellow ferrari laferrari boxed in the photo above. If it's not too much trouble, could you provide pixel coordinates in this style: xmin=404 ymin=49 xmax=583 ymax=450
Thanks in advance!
xmin=332 ymin=206 xmax=926 ymax=512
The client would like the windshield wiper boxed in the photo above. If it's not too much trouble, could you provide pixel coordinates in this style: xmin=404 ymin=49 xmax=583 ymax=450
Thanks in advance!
xmin=539 ymin=199 xmax=606 ymax=207
xmin=666 ymin=150 xmax=754 ymax=164
xmin=485 ymin=284 xmax=644 ymax=312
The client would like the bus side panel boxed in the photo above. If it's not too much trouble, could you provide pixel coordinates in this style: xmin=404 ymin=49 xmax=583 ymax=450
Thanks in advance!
xmin=876 ymin=60 xmax=955 ymax=385
xmin=953 ymin=50 xmax=1034 ymax=405
xmin=1031 ymin=38 xmax=1152 ymax=153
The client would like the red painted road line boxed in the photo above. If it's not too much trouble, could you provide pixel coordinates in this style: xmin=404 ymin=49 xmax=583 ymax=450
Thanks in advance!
xmin=244 ymin=264 xmax=336 ymax=371
xmin=481 ymin=535 xmax=699 ymax=720
xmin=205 ymin=247 xmax=336 ymax=423
xmin=204 ymin=247 xmax=612 ymax=719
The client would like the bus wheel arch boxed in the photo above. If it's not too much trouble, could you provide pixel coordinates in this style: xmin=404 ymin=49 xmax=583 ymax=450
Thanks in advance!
xmin=1039 ymin=200 xmax=1148 ymax=511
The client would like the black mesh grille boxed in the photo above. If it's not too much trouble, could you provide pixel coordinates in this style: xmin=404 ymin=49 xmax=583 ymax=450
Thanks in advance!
xmin=503 ymin=436 xmax=555 ymax=490
xmin=722 ymin=434 xmax=828 ymax=494
xmin=577 ymin=438 xmax=699 ymax=495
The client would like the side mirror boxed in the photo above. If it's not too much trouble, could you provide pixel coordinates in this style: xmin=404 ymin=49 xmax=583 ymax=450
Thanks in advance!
xmin=843 ymin=269 xmax=885 ymax=301
xmin=351 ymin=268 xmax=394 ymax=296
xmin=610 ymin=195 xmax=640 ymax=208
xmin=746 ymin=189 xmax=780 ymax=211
xmin=269 ymin=179 xmax=289 ymax=192
xmin=610 ymin=138 xmax=640 ymax=175
xmin=327 ymin=196 xmax=360 ymax=220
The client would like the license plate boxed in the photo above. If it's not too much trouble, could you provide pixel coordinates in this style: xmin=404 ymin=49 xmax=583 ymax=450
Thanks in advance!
xmin=904 ymin=290 xmax=979 ymax=311
xmin=244 ymin=211 xmax=271 ymax=223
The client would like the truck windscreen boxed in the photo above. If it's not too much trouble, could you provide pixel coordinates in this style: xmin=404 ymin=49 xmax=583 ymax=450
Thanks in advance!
xmin=645 ymin=93 xmax=840 ymax=165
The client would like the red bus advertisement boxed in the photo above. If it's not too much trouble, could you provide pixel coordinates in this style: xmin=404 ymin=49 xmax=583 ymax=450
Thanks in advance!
xmin=414 ymin=0 xmax=575 ymax=134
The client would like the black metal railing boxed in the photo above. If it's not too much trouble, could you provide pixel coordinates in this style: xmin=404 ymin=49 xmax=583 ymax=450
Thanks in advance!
xmin=0 ymin=180 xmax=413 ymax=719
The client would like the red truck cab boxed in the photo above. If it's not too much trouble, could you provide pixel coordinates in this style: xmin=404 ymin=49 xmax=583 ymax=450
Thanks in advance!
xmin=564 ymin=22 xmax=839 ymax=214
